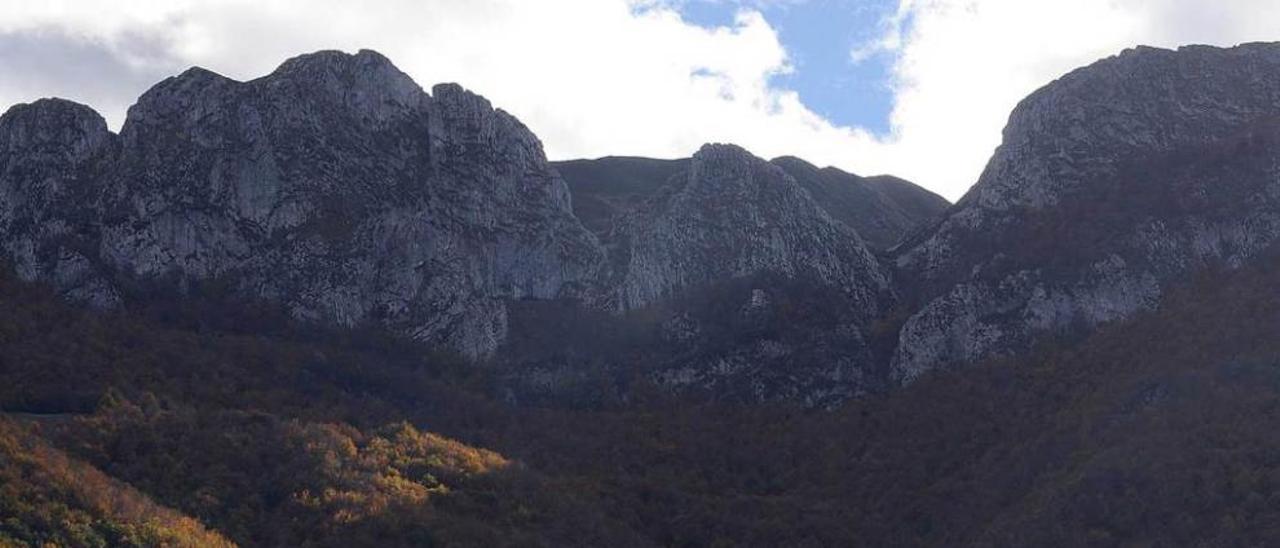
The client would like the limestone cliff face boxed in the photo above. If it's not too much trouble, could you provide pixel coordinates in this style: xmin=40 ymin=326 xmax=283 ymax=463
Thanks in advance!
xmin=891 ymin=43 xmax=1280 ymax=383
xmin=606 ymin=144 xmax=891 ymax=315
xmin=609 ymin=145 xmax=896 ymax=404
xmin=0 ymin=98 xmax=119 ymax=307
xmin=556 ymin=154 xmax=948 ymax=252
xmin=14 ymin=44 xmax=1280 ymax=403
xmin=0 ymin=50 xmax=602 ymax=357
xmin=0 ymin=50 xmax=909 ymax=402
xmin=770 ymin=156 xmax=949 ymax=250
xmin=502 ymin=144 xmax=904 ymax=406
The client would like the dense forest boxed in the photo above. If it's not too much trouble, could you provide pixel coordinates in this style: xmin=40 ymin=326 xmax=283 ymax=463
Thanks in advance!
xmin=4 ymin=247 xmax=1280 ymax=546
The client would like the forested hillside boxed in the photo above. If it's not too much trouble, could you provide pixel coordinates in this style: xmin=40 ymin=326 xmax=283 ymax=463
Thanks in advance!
xmin=0 ymin=417 xmax=233 ymax=547
xmin=5 ymin=243 xmax=1280 ymax=546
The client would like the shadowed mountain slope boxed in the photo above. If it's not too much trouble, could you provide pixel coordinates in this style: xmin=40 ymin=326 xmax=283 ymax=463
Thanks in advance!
xmin=891 ymin=42 xmax=1280 ymax=383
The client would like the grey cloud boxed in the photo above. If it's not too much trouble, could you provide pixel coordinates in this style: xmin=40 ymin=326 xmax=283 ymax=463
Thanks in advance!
xmin=0 ymin=28 xmax=187 ymax=129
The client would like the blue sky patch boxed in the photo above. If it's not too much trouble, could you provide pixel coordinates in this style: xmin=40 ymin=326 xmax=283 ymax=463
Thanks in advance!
xmin=675 ymin=0 xmax=899 ymax=135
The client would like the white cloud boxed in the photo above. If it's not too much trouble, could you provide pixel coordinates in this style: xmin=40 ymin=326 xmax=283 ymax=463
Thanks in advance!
xmin=0 ymin=1 xmax=835 ymax=180
xmin=857 ymin=0 xmax=1280 ymax=199
xmin=1 ymin=0 xmax=1279 ymax=201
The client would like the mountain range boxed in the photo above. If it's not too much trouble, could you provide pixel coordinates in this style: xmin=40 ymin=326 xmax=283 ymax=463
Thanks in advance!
xmin=4 ymin=42 xmax=1280 ymax=546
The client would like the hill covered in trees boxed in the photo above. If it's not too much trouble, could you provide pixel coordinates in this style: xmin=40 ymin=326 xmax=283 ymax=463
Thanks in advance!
xmin=5 ymin=241 xmax=1280 ymax=545
xmin=0 ymin=417 xmax=233 ymax=547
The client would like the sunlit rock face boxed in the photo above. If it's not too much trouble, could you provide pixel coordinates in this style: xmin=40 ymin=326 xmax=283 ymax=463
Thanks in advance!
xmin=891 ymin=43 xmax=1280 ymax=383
xmin=0 ymin=50 xmax=603 ymax=357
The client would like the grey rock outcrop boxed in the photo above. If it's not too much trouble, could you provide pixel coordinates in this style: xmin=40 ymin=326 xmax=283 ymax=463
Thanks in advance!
xmin=770 ymin=156 xmax=949 ymax=250
xmin=1 ymin=49 xmax=602 ymax=357
xmin=891 ymin=43 xmax=1280 ymax=383
xmin=606 ymin=144 xmax=891 ymax=313
xmin=16 ymin=43 xmax=1280 ymax=405
xmin=554 ymin=156 xmax=690 ymax=238
xmin=0 ymin=49 xmax=919 ymax=404
xmin=505 ymin=144 xmax=903 ymax=406
xmin=609 ymin=145 xmax=896 ymax=404
xmin=556 ymin=154 xmax=948 ymax=251
xmin=0 ymin=98 xmax=119 ymax=307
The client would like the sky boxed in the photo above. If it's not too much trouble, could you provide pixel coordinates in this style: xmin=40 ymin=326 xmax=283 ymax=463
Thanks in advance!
xmin=2 ymin=1 xmax=1280 ymax=200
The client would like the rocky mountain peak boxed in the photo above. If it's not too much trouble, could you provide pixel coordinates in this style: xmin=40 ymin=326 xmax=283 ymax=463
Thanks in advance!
xmin=693 ymin=142 xmax=768 ymax=164
xmin=0 ymin=98 xmax=118 ymax=307
xmin=611 ymin=142 xmax=888 ymax=313
xmin=0 ymin=49 xmax=604 ymax=358
xmin=431 ymin=82 xmax=488 ymax=108
xmin=964 ymin=41 xmax=1280 ymax=213
xmin=767 ymin=154 xmax=949 ymax=250
xmin=0 ymin=98 xmax=112 ymax=163
xmin=676 ymin=143 xmax=793 ymax=203
xmin=259 ymin=49 xmax=425 ymax=127
xmin=272 ymin=48 xmax=398 ymax=75
xmin=123 ymin=67 xmax=236 ymax=125
xmin=427 ymin=82 xmax=552 ymax=192
xmin=891 ymin=41 xmax=1280 ymax=384
xmin=16 ymin=43 xmax=1277 ymax=406
xmin=499 ymin=142 xmax=912 ymax=406
xmin=271 ymin=49 xmax=418 ymax=92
